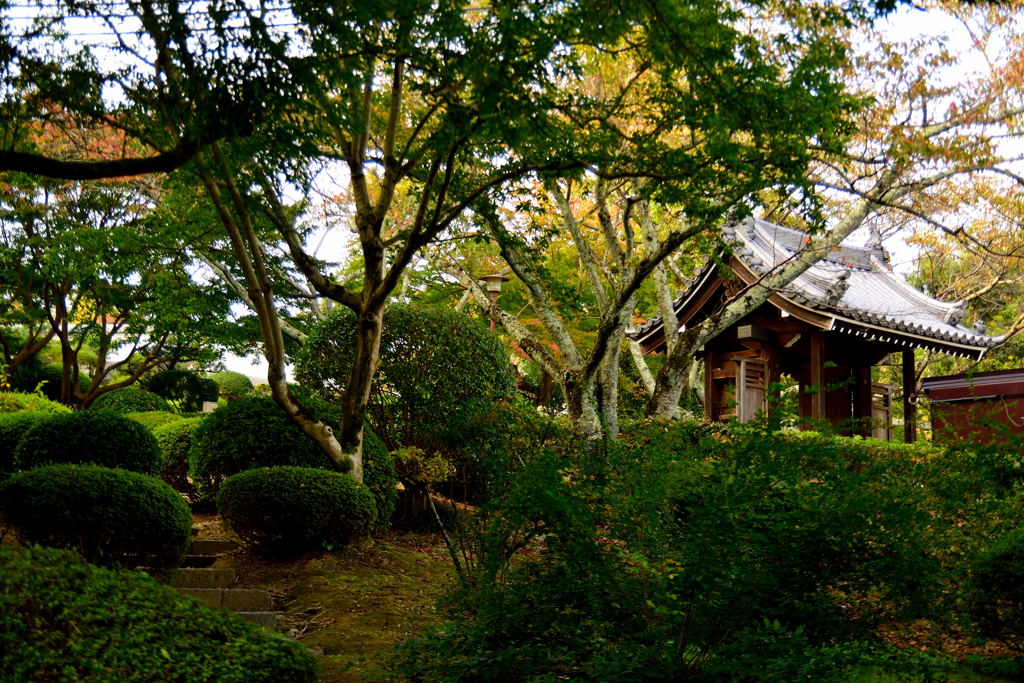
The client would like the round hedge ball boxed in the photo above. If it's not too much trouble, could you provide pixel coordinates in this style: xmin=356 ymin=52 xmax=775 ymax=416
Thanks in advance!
xmin=188 ymin=398 xmax=338 ymax=498
xmin=208 ymin=370 xmax=254 ymax=401
xmin=218 ymin=466 xmax=376 ymax=557
xmin=92 ymin=386 xmax=172 ymax=413
xmin=13 ymin=410 xmax=162 ymax=475
xmin=295 ymin=303 xmax=516 ymax=452
xmin=0 ymin=412 xmax=58 ymax=474
xmin=0 ymin=464 xmax=192 ymax=567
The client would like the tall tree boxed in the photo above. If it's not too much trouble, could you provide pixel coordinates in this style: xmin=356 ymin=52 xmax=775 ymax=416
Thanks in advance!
xmin=0 ymin=168 xmax=232 ymax=407
xmin=0 ymin=0 xmax=923 ymax=460
xmin=436 ymin=1 xmax=868 ymax=435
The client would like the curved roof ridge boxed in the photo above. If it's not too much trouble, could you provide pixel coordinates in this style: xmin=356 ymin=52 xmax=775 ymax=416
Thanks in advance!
xmin=865 ymin=255 xmax=965 ymax=320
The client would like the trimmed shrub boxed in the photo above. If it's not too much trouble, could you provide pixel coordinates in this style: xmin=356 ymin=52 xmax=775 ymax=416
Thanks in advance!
xmin=209 ymin=370 xmax=254 ymax=401
xmin=188 ymin=397 xmax=338 ymax=497
xmin=0 ymin=412 xmax=57 ymax=474
xmin=144 ymin=369 xmax=219 ymax=413
xmin=92 ymin=385 xmax=172 ymax=413
xmin=153 ymin=417 xmax=205 ymax=499
xmin=0 ymin=464 xmax=191 ymax=566
xmin=14 ymin=410 xmax=161 ymax=475
xmin=219 ymin=466 xmax=376 ymax=556
xmin=364 ymin=429 xmax=398 ymax=532
xmin=296 ymin=304 xmax=516 ymax=454
xmin=0 ymin=390 xmax=70 ymax=414
xmin=125 ymin=410 xmax=184 ymax=431
xmin=0 ymin=545 xmax=317 ymax=682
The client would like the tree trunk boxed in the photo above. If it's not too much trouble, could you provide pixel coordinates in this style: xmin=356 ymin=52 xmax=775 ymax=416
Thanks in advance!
xmin=599 ymin=335 xmax=623 ymax=438
xmin=336 ymin=305 xmax=386 ymax=482
xmin=648 ymin=351 xmax=691 ymax=419
xmin=565 ymin=374 xmax=602 ymax=440
xmin=196 ymin=154 xmax=352 ymax=477
xmin=628 ymin=339 xmax=657 ymax=397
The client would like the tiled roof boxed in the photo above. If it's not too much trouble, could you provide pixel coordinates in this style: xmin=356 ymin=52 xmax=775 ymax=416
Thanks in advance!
xmin=631 ymin=217 xmax=1004 ymax=355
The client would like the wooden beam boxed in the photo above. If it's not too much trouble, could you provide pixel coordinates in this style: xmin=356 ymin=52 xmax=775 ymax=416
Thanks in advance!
xmin=809 ymin=331 xmax=825 ymax=420
xmin=903 ymin=349 xmax=917 ymax=443
xmin=704 ymin=351 xmax=715 ymax=422
xmin=856 ymin=365 xmax=873 ymax=437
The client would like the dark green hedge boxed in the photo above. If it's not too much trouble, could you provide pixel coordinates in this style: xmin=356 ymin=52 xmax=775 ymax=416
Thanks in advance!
xmin=143 ymin=369 xmax=219 ymax=413
xmin=92 ymin=386 xmax=172 ymax=413
xmin=0 ymin=412 xmax=56 ymax=474
xmin=0 ymin=545 xmax=317 ymax=682
xmin=14 ymin=410 xmax=161 ymax=475
xmin=10 ymin=364 xmax=92 ymax=402
xmin=0 ymin=464 xmax=191 ymax=567
xmin=295 ymin=303 xmax=516 ymax=454
xmin=218 ymin=466 xmax=376 ymax=557
xmin=392 ymin=423 xmax=1013 ymax=682
xmin=188 ymin=398 xmax=337 ymax=498
xmin=153 ymin=417 xmax=205 ymax=500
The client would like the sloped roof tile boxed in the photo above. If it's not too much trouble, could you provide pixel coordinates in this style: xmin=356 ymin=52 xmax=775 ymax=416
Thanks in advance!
xmin=632 ymin=217 xmax=1003 ymax=356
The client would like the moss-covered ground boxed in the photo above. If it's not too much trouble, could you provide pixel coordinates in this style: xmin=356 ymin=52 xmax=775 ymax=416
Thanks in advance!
xmin=195 ymin=515 xmax=454 ymax=681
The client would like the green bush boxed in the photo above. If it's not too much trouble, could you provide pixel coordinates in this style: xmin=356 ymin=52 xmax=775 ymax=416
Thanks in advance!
xmin=125 ymin=410 xmax=184 ymax=431
xmin=0 ymin=412 xmax=56 ymax=474
xmin=0 ymin=390 xmax=70 ymax=414
xmin=92 ymin=385 xmax=172 ymax=413
xmin=0 ymin=464 xmax=191 ymax=567
xmin=209 ymin=370 xmax=254 ymax=401
xmin=152 ymin=417 xmax=205 ymax=500
xmin=14 ymin=410 xmax=161 ymax=475
xmin=445 ymin=398 xmax=572 ymax=503
xmin=363 ymin=429 xmax=398 ymax=532
xmin=218 ymin=466 xmax=376 ymax=556
xmin=0 ymin=545 xmax=317 ymax=682
xmin=143 ymin=369 xmax=219 ymax=413
xmin=188 ymin=397 xmax=338 ymax=497
xmin=296 ymin=304 xmax=516 ymax=456
xmin=393 ymin=425 xmax=968 ymax=681
xmin=10 ymin=364 xmax=92 ymax=403
xmin=972 ymin=528 xmax=1024 ymax=649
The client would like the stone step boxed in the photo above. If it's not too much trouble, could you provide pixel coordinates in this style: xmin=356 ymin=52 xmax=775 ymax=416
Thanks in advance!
xmin=168 ymin=568 xmax=237 ymax=589
xmin=235 ymin=612 xmax=281 ymax=629
xmin=188 ymin=538 xmax=238 ymax=555
xmin=175 ymin=587 xmax=274 ymax=611
xmin=179 ymin=554 xmax=218 ymax=568
xmin=223 ymin=589 xmax=275 ymax=612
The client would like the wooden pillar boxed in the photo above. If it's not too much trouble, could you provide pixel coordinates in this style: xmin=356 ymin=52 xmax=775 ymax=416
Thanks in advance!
xmin=703 ymin=351 xmax=716 ymax=421
xmin=855 ymin=365 xmax=873 ymax=437
xmin=809 ymin=331 xmax=825 ymax=421
xmin=902 ymin=349 xmax=917 ymax=443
